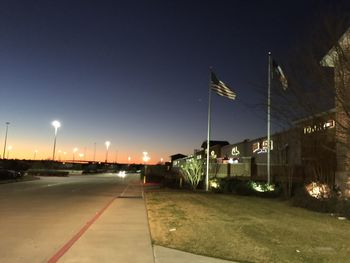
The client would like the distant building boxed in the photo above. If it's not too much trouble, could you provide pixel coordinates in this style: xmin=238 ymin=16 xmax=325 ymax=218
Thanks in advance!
xmin=170 ymin=154 xmax=187 ymax=168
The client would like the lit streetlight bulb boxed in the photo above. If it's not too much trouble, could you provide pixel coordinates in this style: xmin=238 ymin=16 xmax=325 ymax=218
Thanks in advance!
xmin=51 ymin=120 xmax=61 ymax=161
xmin=105 ymin=141 xmax=111 ymax=163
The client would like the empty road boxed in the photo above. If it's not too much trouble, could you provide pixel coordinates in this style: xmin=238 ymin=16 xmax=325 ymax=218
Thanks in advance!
xmin=0 ymin=173 xmax=142 ymax=263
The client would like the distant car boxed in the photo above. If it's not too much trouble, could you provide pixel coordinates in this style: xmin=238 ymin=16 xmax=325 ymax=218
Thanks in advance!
xmin=117 ymin=170 xmax=126 ymax=178
xmin=0 ymin=169 xmax=22 ymax=180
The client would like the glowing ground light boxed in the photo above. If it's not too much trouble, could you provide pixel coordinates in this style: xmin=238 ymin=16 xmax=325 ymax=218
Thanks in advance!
xmin=209 ymin=179 xmax=220 ymax=189
xmin=250 ymin=181 xmax=275 ymax=192
xmin=305 ymin=182 xmax=331 ymax=199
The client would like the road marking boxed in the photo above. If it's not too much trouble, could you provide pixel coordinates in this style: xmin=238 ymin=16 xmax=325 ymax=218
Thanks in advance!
xmin=46 ymin=184 xmax=129 ymax=263
xmin=118 ymin=184 xmax=130 ymax=197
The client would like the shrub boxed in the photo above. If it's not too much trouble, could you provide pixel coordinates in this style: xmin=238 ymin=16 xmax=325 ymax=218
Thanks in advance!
xmin=180 ymin=158 xmax=204 ymax=190
xmin=218 ymin=178 xmax=281 ymax=198
xmin=235 ymin=181 xmax=255 ymax=196
xmin=292 ymin=186 xmax=338 ymax=213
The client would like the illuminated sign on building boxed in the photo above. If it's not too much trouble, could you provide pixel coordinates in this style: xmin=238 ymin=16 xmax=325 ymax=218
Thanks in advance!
xmin=231 ymin=146 xmax=240 ymax=156
xmin=252 ymin=142 xmax=260 ymax=153
xmin=211 ymin=150 xmax=217 ymax=158
xmin=262 ymin=140 xmax=273 ymax=150
xmin=252 ymin=140 xmax=273 ymax=154
xmin=303 ymin=119 xmax=335 ymax=134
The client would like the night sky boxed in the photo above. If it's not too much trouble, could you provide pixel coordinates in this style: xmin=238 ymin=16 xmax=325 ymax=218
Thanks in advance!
xmin=0 ymin=0 xmax=347 ymax=163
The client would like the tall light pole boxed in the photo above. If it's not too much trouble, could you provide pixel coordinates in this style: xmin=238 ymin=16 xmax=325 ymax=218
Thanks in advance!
xmin=142 ymin=151 xmax=150 ymax=184
xmin=105 ymin=141 xmax=110 ymax=163
xmin=7 ymin=145 xmax=12 ymax=159
xmin=93 ymin=142 xmax=96 ymax=162
xmin=33 ymin=150 xmax=38 ymax=160
xmin=2 ymin=122 xmax=10 ymax=159
xmin=51 ymin=120 xmax=61 ymax=161
xmin=73 ymin=147 xmax=78 ymax=163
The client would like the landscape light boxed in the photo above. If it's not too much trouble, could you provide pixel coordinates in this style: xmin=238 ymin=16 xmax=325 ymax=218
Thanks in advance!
xmin=305 ymin=182 xmax=331 ymax=199
xmin=250 ymin=181 xmax=275 ymax=193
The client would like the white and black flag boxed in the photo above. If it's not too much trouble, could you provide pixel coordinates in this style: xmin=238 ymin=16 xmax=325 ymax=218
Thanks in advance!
xmin=210 ymin=71 xmax=236 ymax=100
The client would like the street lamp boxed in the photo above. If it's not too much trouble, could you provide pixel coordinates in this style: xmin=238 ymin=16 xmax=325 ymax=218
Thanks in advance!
xmin=2 ymin=122 xmax=10 ymax=159
xmin=93 ymin=142 xmax=96 ymax=162
xmin=142 ymin=151 xmax=150 ymax=163
xmin=142 ymin=151 xmax=150 ymax=184
xmin=105 ymin=141 xmax=110 ymax=163
xmin=73 ymin=147 xmax=78 ymax=163
xmin=51 ymin=120 xmax=61 ymax=161
xmin=7 ymin=145 xmax=12 ymax=159
xmin=33 ymin=150 xmax=38 ymax=160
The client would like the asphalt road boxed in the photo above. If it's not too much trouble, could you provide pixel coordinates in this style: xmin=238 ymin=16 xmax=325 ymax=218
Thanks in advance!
xmin=0 ymin=173 xmax=140 ymax=263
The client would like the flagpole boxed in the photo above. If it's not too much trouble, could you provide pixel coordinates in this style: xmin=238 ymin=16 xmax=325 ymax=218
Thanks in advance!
xmin=206 ymin=69 xmax=212 ymax=191
xmin=267 ymin=52 xmax=272 ymax=185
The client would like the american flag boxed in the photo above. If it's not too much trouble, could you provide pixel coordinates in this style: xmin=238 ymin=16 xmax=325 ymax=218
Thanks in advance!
xmin=210 ymin=71 xmax=236 ymax=100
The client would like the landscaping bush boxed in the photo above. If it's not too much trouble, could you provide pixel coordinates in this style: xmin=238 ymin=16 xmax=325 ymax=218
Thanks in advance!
xmin=292 ymin=186 xmax=338 ymax=213
xmin=1 ymin=160 xmax=30 ymax=172
xmin=145 ymin=174 xmax=164 ymax=183
xmin=218 ymin=178 xmax=281 ymax=198
xmin=218 ymin=178 xmax=243 ymax=193
xmin=0 ymin=169 xmax=23 ymax=180
xmin=162 ymin=176 xmax=181 ymax=188
xmin=235 ymin=181 xmax=255 ymax=196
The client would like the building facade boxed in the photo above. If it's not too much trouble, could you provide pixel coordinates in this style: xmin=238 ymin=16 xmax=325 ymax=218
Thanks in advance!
xmin=321 ymin=27 xmax=350 ymax=197
xmin=172 ymin=110 xmax=337 ymax=186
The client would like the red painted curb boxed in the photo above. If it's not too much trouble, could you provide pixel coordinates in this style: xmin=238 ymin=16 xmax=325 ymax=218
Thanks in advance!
xmin=47 ymin=197 xmax=116 ymax=263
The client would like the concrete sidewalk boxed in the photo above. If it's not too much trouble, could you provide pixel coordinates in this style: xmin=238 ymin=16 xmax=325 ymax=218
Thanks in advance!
xmin=57 ymin=182 xmax=236 ymax=263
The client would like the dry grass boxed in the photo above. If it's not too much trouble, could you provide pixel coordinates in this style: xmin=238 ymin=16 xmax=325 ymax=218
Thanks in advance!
xmin=145 ymin=190 xmax=350 ymax=263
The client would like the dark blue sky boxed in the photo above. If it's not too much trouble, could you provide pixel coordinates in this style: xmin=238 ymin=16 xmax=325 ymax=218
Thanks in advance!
xmin=0 ymin=0 xmax=346 ymax=162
